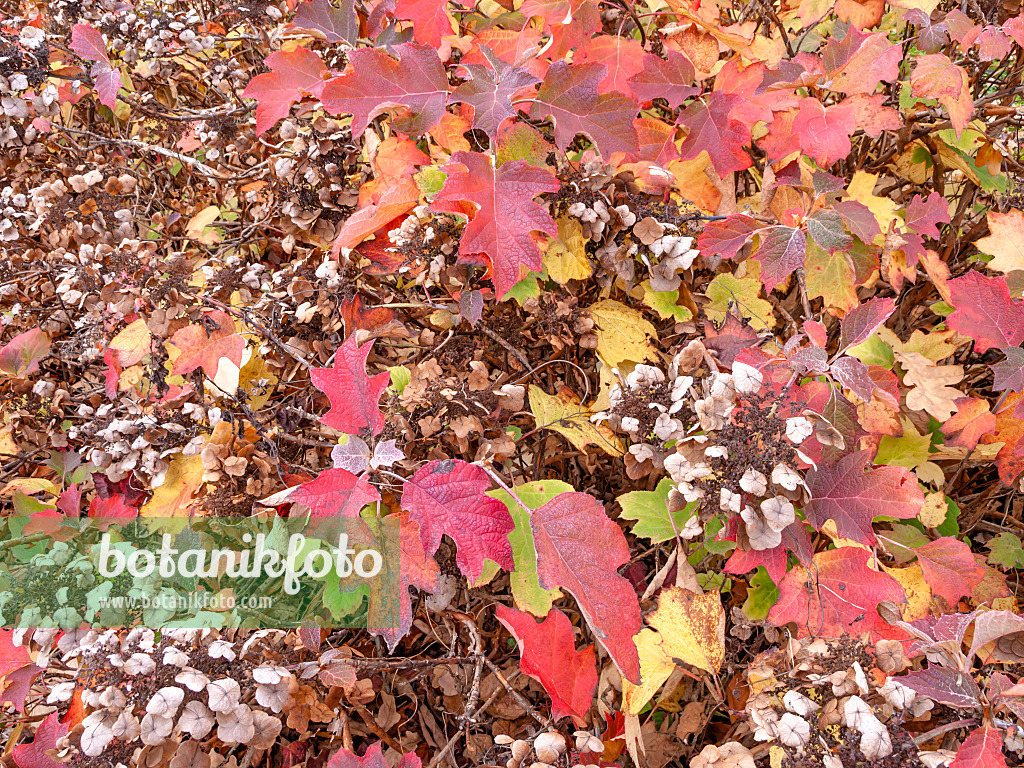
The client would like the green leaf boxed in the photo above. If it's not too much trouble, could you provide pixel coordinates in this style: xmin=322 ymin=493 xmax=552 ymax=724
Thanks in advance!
xmin=617 ymin=478 xmax=697 ymax=544
xmin=504 ymin=269 xmax=543 ymax=304
xmin=846 ymin=334 xmax=894 ymax=369
xmin=388 ymin=365 xmax=412 ymax=395
xmin=742 ymin=567 xmax=779 ymax=621
xmin=874 ymin=419 xmax=932 ymax=468
xmin=987 ymin=532 xmax=1024 ymax=570
xmin=488 ymin=480 xmax=570 ymax=616
xmin=641 ymin=281 xmax=692 ymax=322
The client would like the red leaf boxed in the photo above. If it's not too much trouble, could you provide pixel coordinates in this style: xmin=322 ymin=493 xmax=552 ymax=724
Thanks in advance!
xmin=242 ymin=47 xmax=330 ymax=135
xmin=822 ymin=27 xmax=902 ymax=94
xmin=401 ymin=459 xmax=514 ymax=583
xmin=529 ymin=61 xmax=640 ymax=158
xmin=327 ymin=741 xmax=421 ymax=768
xmin=792 ymin=97 xmax=857 ymax=167
xmin=839 ymin=296 xmax=896 ymax=351
xmin=0 ymin=328 xmax=50 ymax=378
xmin=452 ymin=55 xmax=540 ymax=140
xmin=168 ymin=310 xmax=246 ymax=379
xmin=768 ymin=546 xmax=906 ymax=640
xmin=373 ymin=513 xmax=442 ymax=652
xmin=431 ymin=151 xmax=560 ymax=299
xmin=530 ymin=492 xmax=642 ymax=684
xmin=914 ymin=537 xmax=987 ymax=605
xmin=894 ymin=667 xmax=982 ymax=709
xmin=310 ymin=334 xmax=390 ymax=436
xmin=752 ymin=226 xmax=806 ymax=291
xmin=992 ymin=348 xmax=1024 ymax=393
xmin=321 ymin=43 xmax=449 ymax=137
xmin=495 ymin=605 xmax=598 ymax=725
xmin=941 ymin=398 xmax=996 ymax=450
xmin=677 ymin=92 xmax=752 ymax=178
xmin=696 ymin=214 xmax=759 ymax=260
xmin=950 ymin=726 xmax=1007 ymax=768
xmin=0 ymin=631 xmax=36 ymax=712
xmin=291 ymin=467 xmax=381 ymax=519
xmin=724 ymin=519 xmax=813 ymax=584
xmin=291 ymin=0 xmax=358 ymax=44
xmin=835 ymin=199 xmax=881 ymax=242
xmin=910 ymin=53 xmax=973 ymax=135
xmin=841 ymin=93 xmax=901 ymax=137
xmin=904 ymin=192 xmax=950 ymax=239
xmin=394 ymin=0 xmax=458 ymax=47
xmin=803 ymin=450 xmax=924 ymax=545
xmin=627 ymin=50 xmax=700 ymax=108
xmin=12 ymin=712 xmax=68 ymax=768
xmin=70 ymin=23 xmax=110 ymax=65
xmin=948 ymin=271 xmax=1024 ymax=353
xmin=574 ymin=36 xmax=646 ymax=96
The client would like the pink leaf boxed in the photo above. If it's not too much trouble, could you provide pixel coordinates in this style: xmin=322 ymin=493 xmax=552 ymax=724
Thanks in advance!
xmin=70 ymin=23 xmax=110 ymax=65
xmin=992 ymin=347 xmax=1024 ymax=393
xmin=242 ymin=47 xmax=331 ymax=135
xmin=0 ymin=328 xmax=50 ymax=378
xmin=321 ymin=43 xmax=449 ymax=137
xmin=401 ymin=459 xmax=514 ymax=583
xmin=696 ymin=214 xmax=759 ymax=260
xmin=452 ymin=54 xmax=540 ymax=140
xmin=792 ymin=97 xmax=857 ymax=167
xmin=372 ymin=514 xmax=442 ymax=652
xmin=677 ymin=92 xmax=752 ymax=178
xmin=496 ymin=605 xmax=598 ymax=725
xmin=904 ymin=192 xmax=950 ymax=239
xmin=769 ymin=546 xmax=907 ymax=641
xmin=531 ymin=492 xmax=642 ymax=684
xmin=753 ymin=226 xmax=806 ymax=291
xmin=911 ymin=54 xmax=973 ymax=135
xmin=529 ymin=61 xmax=640 ymax=159
xmin=895 ymin=666 xmax=982 ymax=709
xmin=327 ymin=742 xmax=421 ymax=768
xmin=292 ymin=0 xmax=359 ymax=44
xmin=914 ymin=537 xmax=987 ymax=605
xmin=91 ymin=64 xmax=122 ymax=110
xmin=839 ymin=296 xmax=896 ymax=351
xmin=311 ymin=334 xmax=390 ymax=436
xmin=948 ymin=271 xmax=1024 ymax=353
xmin=803 ymin=450 xmax=924 ymax=545
xmin=822 ymin=27 xmax=903 ymax=94
xmin=831 ymin=356 xmax=877 ymax=403
xmin=13 ymin=711 xmax=68 ymax=768
xmin=950 ymin=726 xmax=1007 ymax=768
xmin=627 ymin=50 xmax=699 ymax=108
xmin=431 ymin=151 xmax=560 ymax=299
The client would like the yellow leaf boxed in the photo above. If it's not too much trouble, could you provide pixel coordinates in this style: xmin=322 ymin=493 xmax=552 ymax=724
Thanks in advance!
xmin=846 ymin=171 xmax=899 ymax=239
xmin=624 ymin=629 xmax=677 ymax=715
xmin=977 ymin=210 xmax=1024 ymax=274
xmin=704 ymin=273 xmax=774 ymax=331
xmin=623 ymin=587 xmax=725 ymax=714
xmin=141 ymin=453 xmax=204 ymax=517
xmin=528 ymin=385 xmax=624 ymax=456
xmin=238 ymin=351 xmax=279 ymax=410
xmin=804 ymin=240 xmax=859 ymax=315
xmin=185 ymin=205 xmax=222 ymax=245
xmin=918 ymin=491 xmax=948 ymax=528
xmin=1 ymin=477 xmax=57 ymax=496
xmin=588 ymin=300 xmax=658 ymax=368
xmin=109 ymin=318 xmax=152 ymax=366
xmin=882 ymin=563 xmax=931 ymax=621
xmin=544 ymin=217 xmax=592 ymax=284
